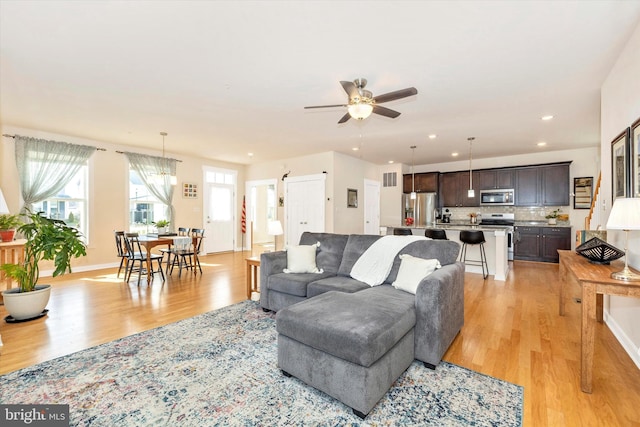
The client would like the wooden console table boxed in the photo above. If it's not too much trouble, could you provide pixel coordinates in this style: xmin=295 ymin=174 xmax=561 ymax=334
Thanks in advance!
xmin=558 ymin=250 xmax=640 ymax=393
xmin=245 ymin=257 xmax=260 ymax=299
xmin=0 ymin=239 xmax=27 ymax=304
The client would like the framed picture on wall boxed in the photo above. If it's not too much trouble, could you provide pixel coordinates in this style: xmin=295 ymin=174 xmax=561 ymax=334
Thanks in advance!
xmin=632 ymin=117 xmax=640 ymax=198
xmin=182 ymin=182 xmax=198 ymax=199
xmin=573 ymin=177 xmax=593 ymax=209
xmin=347 ymin=188 xmax=358 ymax=208
xmin=611 ymin=128 xmax=630 ymax=201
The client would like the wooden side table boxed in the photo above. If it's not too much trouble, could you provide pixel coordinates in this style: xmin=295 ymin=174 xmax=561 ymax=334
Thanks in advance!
xmin=0 ymin=239 xmax=27 ymax=303
xmin=246 ymin=257 xmax=260 ymax=299
xmin=558 ymin=250 xmax=640 ymax=393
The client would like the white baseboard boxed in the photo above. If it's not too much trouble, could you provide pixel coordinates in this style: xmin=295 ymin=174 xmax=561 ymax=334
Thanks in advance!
xmin=39 ymin=262 xmax=120 ymax=278
xmin=604 ymin=311 xmax=640 ymax=370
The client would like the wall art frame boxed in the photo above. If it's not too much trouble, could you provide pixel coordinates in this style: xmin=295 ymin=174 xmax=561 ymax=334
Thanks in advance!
xmin=611 ymin=128 xmax=630 ymax=202
xmin=182 ymin=182 xmax=198 ymax=199
xmin=347 ymin=188 xmax=358 ymax=208
xmin=573 ymin=176 xmax=593 ymax=209
xmin=632 ymin=117 xmax=640 ymax=198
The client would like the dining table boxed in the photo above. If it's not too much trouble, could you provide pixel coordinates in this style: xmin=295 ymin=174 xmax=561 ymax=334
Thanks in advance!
xmin=136 ymin=236 xmax=174 ymax=282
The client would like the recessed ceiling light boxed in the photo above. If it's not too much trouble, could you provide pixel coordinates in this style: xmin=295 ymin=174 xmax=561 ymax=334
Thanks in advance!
xmin=352 ymin=147 xmax=359 ymax=151
xmin=537 ymin=142 xmax=547 ymax=147
xmin=428 ymin=134 xmax=437 ymax=139
xmin=452 ymin=152 xmax=459 ymax=157
xmin=541 ymin=115 xmax=554 ymax=121
xmin=248 ymin=152 xmax=254 ymax=157
xmin=388 ymin=160 xmax=394 ymax=164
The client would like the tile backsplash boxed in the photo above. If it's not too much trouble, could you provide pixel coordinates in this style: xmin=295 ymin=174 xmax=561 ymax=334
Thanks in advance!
xmin=441 ymin=206 xmax=567 ymax=223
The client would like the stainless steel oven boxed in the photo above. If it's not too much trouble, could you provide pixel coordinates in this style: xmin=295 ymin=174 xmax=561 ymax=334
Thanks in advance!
xmin=480 ymin=213 xmax=515 ymax=260
xmin=479 ymin=189 xmax=515 ymax=206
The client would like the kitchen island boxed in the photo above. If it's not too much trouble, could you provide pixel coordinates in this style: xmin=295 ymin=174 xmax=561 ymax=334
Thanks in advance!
xmin=383 ymin=223 xmax=510 ymax=281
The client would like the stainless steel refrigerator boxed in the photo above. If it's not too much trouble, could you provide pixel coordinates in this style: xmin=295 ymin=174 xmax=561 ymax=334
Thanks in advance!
xmin=402 ymin=192 xmax=437 ymax=227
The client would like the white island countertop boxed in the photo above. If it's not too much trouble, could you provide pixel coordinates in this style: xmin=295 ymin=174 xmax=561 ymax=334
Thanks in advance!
xmin=382 ymin=224 xmax=510 ymax=281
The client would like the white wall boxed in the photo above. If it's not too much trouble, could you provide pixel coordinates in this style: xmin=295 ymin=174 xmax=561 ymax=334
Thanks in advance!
xmin=601 ymin=20 xmax=640 ymax=367
xmin=0 ymin=125 xmax=245 ymax=271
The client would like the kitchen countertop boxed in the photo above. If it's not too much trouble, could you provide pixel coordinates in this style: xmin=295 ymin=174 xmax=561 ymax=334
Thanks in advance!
xmin=386 ymin=221 xmax=572 ymax=230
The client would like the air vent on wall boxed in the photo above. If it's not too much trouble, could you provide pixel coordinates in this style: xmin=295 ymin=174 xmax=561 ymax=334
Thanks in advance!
xmin=383 ymin=172 xmax=397 ymax=187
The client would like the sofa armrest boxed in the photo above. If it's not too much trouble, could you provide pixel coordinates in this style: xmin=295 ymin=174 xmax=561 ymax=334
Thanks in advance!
xmin=413 ymin=261 xmax=465 ymax=366
xmin=259 ymin=251 xmax=288 ymax=310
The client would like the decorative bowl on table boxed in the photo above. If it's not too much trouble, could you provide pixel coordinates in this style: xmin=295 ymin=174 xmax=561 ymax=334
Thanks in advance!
xmin=575 ymin=237 xmax=625 ymax=265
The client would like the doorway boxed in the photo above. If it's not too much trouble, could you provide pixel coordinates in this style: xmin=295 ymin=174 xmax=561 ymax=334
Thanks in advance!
xmin=203 ymin=167 xmax=237 ymax=253
xmin=245 ymin=178 xmax=278 ymax=253
xmin=284 ymin=174 xmax=326 ymax=247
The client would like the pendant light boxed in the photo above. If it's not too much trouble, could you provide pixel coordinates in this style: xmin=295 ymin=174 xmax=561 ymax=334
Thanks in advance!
xmin=156 ymin=132 xmax=177 ymax=186
xmin=410 ymin=145 xmax=417 ymax=200
xmin=467 ymin=137 xmax=475 ymax=198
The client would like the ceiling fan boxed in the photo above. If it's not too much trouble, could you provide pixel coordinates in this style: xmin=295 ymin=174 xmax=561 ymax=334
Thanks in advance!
xmin=304 ymin=78 xmax=418 ymax=124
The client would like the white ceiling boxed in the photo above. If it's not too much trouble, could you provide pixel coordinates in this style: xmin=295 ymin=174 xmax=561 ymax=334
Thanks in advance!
xmin=1 ymin=1 xmax=639 ymax=167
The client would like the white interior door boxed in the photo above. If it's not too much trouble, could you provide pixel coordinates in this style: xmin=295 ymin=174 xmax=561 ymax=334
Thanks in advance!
xmin=364 ymin=179 xmax=381 ymax=235
xmin=204 ymin=182 xmax=235 ymax=253
xmin=285 ymin=174 xmax=326 ymax=247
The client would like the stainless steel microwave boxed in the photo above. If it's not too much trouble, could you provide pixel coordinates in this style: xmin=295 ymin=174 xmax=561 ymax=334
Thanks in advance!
xmin=479 ymin=189 xmax=515 ymax=206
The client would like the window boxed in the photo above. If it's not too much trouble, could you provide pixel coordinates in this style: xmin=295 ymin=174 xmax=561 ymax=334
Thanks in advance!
xmin=33 ymin=166 xmax=88 ymax=240
xmin=129 ymin=169 xmax=165 ymax=234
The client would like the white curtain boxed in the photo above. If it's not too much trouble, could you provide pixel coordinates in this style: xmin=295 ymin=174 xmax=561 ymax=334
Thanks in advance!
xmin=14 ymin=135 xmax=96 ymax=213
xmin=124 ymin=152 xmax=176 ymax=231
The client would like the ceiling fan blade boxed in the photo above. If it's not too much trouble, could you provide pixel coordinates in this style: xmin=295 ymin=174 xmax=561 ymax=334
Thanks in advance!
xmin=340 ymin=81 xmax=360 ymax=100
xmin=372 ymin=105 xmax=401 ymax=119
xmin=337 ymin=112 xmax=352 ymax=124
xmin=373 ymin=87 xmax=418 ymax=104
xmin=304 ymin=104 xmax=348 ymax=109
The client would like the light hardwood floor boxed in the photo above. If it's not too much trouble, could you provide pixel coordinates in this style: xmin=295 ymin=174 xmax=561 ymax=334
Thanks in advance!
xmin=1 ymin=252 xmax=639 ymax=426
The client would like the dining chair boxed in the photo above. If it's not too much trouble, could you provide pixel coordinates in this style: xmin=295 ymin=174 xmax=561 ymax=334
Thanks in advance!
xmin=161 ymin=227 xmax=190 ymax=271
xmin=167 ymin=228 xmax=205 ymax=276
xmin=123 ymin=232 xmax=166 ymax=285
xmin=114 ymin=231 xmax=128 ymax=278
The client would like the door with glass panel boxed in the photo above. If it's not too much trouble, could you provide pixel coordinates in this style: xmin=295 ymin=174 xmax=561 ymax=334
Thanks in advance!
xmin=204 ymin=182 xmax=235 ymax=253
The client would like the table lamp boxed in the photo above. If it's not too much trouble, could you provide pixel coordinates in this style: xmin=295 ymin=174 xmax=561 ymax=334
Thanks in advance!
xmin=606 ymin=198 xmax=640 ymax=281
xmin=267 ymin=220 xmax=283 ymax=252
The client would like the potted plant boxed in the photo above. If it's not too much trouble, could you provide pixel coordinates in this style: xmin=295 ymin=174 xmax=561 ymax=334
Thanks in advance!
xmin=153 ymin=219 xmax=170 ymax=234
xmin=0 ymin=210 xmax=87 ymax=321
xmin=0 ymin=213 xmax=23 ymax=242
xmin=545 ymin=209 xmax=561 ymax=225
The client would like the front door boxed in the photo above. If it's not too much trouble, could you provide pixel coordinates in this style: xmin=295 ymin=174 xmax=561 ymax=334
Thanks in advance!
xmin=204 ymin=182 xmax=235 ymax=253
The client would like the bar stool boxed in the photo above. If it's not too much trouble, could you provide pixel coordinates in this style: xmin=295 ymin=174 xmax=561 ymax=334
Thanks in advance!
xmin=393 ymin=228 xmax=413 ymax=235
xmin=459 ymin=230 xmax=488 ymax=279
xmin=425 ymin=229 xmax=447 ymax=240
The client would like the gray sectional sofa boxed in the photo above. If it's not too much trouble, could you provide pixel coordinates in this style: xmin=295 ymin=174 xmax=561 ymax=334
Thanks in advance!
xmin=260 ymin=232 xmax=464 ymax=418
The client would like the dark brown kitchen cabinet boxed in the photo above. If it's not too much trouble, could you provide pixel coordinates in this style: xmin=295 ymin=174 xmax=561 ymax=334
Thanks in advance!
xmin=403 ymin=172 xmax=439 ymax=193
xmin=541 ymin=164 xmax=570 ymax=206
xmin=514 ymin=226 xmax=571 ymax=263
xmin=515 ymin=167 xmax=541 ymax=206
xmin=541 ymin=227 xmax=571 ymax=262
xmin=439 ymin=171 xmax=479 ymax=207
xmin=477 ymin=169 xmax=515 ymax=190
xmin=514 ymin=226 xmax=541 ymax=260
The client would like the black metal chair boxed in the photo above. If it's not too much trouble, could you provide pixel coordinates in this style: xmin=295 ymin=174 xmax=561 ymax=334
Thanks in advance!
xmin=123 ymin=232 xmax=166 ymax=285
xmin=425 ymin=229 xmax=447 ymax=240
xmin=114 ymin=231 xmax=128 ymax=278
xmin=161 ymin=227 xmax=190 ymax=274
xmin=393 ymin=228 xmax=413 ymax=236
xmin=459 ymin=230 xmax=488 ymax=279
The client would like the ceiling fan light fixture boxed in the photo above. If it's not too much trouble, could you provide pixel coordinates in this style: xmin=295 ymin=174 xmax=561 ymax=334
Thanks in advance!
xmin=348 ymin=103 xmax=373 ymax=120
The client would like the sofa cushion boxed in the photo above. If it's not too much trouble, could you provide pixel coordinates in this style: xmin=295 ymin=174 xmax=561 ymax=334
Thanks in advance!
xmin=283 ymin=243 xmax=322 ymax=273
xmin=337 ymin=234 xmax=382 ymax=276
xmin=385 ymin=240 xmax=461 ymax=284
xmin=299 ymin=232 xmax=349 ymax=274
xmin=276 ymin=287 xmax=415 ymax=367
xmin=307 ymin=276 xmax=370 ymax=298
xmin=392 ymin=254 xmax=441 ymax=294
xmin=267 ymin=271 xmax=337 ymax=297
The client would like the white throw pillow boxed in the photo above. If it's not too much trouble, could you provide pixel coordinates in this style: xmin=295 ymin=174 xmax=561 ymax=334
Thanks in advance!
xmin=392 ymin=254 xmax=441 ymax=294
xmin=283 ymin=242 xmax=323 ymax=274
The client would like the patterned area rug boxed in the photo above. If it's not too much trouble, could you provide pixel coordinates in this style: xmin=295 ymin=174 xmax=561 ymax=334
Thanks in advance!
xmin=0 ymin=301 xmax=523 ymax=426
